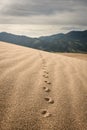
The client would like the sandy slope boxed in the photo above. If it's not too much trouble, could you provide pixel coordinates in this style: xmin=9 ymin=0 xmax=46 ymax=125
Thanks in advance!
xmin=59 ymin=53 xmax=87 ymax=61
xmin=0 ymin=42 xmax=87 ymax=130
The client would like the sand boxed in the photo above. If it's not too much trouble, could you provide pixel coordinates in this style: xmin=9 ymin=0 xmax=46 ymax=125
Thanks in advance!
xmin=0 ymin=41 xmax=87 ymax=130
xmin=59 ymin=53 xmax=87 ymax=61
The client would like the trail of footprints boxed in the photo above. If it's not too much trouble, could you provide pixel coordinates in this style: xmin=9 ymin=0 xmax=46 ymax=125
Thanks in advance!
xmin=39 ymin=52 xmax=54 ymax=118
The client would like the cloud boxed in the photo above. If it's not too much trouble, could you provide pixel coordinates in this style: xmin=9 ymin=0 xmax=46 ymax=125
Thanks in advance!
xmin=1 ymin=0 xmax=87 ymax=17
xmin=0 ymin=0 xmax=75 ymax=16
xmin=0 ymin=0 xmax=87 ymax=36
xmin=0 ymin=11 xmax=87 ymax=27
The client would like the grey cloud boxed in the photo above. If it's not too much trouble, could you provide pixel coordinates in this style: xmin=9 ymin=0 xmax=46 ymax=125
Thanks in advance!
xmin=0 ymin=0 xmax=83 ymax=16
xmin=0 ymin=0 xmax=87 ymax=29
xmin=0 ymin=13 xmax=87 ymax=27
xmin=0 ymin=0 xmax=87 ymax=17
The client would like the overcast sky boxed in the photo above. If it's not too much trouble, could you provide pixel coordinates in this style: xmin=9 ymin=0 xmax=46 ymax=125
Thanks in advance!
xmin=0 ymin=0 xmax=87 ymax=37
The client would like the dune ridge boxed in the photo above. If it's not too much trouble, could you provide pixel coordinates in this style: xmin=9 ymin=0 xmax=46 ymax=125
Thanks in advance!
xmin=0 ymin=42 xmax=87 ymax=130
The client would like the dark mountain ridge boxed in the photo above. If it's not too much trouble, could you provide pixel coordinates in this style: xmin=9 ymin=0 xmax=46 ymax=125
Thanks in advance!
xmin=0 ymin=30 xmax=87 ymax=52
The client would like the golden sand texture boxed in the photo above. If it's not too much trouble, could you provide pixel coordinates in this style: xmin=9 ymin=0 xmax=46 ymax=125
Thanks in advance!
xmin=59 ymin=53 xmax=87 ymax=61
xmin=0 ymin=42 xmax=87 ymax=130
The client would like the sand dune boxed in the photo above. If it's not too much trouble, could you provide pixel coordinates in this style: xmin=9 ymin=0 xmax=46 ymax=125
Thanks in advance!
xmin=59 ymin=53 xmax=87 ymax=61
xmin=0 ymin=42 xmax=87 ymax=130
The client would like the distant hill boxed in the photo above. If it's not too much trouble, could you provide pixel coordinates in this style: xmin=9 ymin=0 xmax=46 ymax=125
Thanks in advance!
xmin=0 ymin=30 xmax=87 ymax=52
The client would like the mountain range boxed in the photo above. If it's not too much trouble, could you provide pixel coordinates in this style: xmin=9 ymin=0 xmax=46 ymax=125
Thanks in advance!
xmin=0 ymin=30 xmax=87 ymax=52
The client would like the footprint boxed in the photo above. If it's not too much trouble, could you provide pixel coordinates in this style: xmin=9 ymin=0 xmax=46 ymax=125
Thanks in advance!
xmin=44 ymin=97 xmax=54 ymax=104
xmin=43 ymin=75 xmax=48 ymax=78
xmin=42 ymin=61 xmax=45 ymax=63
xmin=44 ymin=71 xmax=49 ymax=74
xmin=44 ymin=80 xmax=51 ymax=84
xmin=42 ymin=67 xmax=46 ymax=70
xmin=41 ymin=110 xmax=47 ymax=114
xmin=41 ymin=110 xmax=51 ymax=117
xmin=43 ymin=66 xmax=47 ymax=68
xmin=42 ymin=60 xmax=46 ymax=63
xmin=43 ymin=112 xmax=51 ymax=118
xmin=43 ymin=87 xmax=50 ymax=92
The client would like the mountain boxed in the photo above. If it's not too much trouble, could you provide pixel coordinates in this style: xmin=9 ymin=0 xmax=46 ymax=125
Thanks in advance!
xmin=0 ymin=30 xmax=87 ymax=52
xmin=0 ymin=32 xmax=37 ymax=48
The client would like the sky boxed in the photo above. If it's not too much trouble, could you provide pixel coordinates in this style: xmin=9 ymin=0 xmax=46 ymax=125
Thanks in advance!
xmin=0 ymin=0 xmax=87 ymax=37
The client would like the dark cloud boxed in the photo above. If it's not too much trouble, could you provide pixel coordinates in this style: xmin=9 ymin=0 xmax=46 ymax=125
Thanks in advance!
xmin=1 ymin=0 xmax=87 ymax=17
xmin=0 ymin=0 xmax=87 ymax=34
xmin=0 ymin=0 xmax=87 ymax=16
xmin=1 ymin=0 xmax=76 ymax=16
